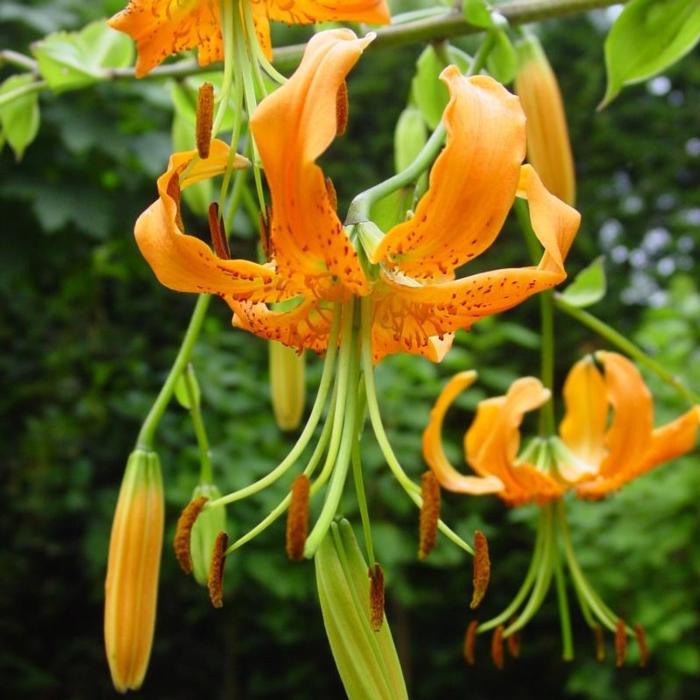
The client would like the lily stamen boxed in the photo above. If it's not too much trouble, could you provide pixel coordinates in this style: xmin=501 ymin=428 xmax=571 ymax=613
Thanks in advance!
xmin=418 ymin=471 xmax=440 ymax=560
xmin=368 ymin=563 xmax=385 ymax=632
xmin=173 ymin=495 xmax=208 ymax=574
xmin=208 ymin=531 xmax=229 ymax=609
xmin=196 ymin=82 xmax=214 ymax=159
xmin=491 ymin=625 xmax=505 ymax=669
xmin=471 ymin=530 xmax=490 ymax=609
xmin=286 ymin=475 xmax=310 ymax=561
xmin=464 ymin=620 xmax=478 ymax=666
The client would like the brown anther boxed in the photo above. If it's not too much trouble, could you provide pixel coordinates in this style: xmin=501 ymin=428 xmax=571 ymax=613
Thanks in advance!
xmin=615 ymin=618 xmax=627 ymax=667
xmin=208 ymin=531 xmax=228 ymax=608
xmin=259 ymin=205 xmax=272 ymax=258
xmin=506 ymin=620 xmax=521 ymax=658
xmin=464 ymin=620 xmax=478 ymax=666
xmin=368 ymin=563 xmax=385 ymax=632
xmin=491 ymin=625 xmax=505 ymax=669
xmin=593 ymin=623 xmax=605 ymax=662
xmin=325 ymin=177 xmax=338 ymax=211
xmin=634 ymin=623 xmax=649 ymax=668
xmin=166 ymin=173 xmax=184 ymax=231
xmin=196 ymin=82 xmax=214 ymax=159
xmin=285 ymin=475 xmax=310 ymax=561
xmin=336 ymin=81 xmax=348 ymax=136
xmin=470 ymin=530 xmax=490 ymax=609
xmin=208 ymin=202 xmax=230 ymax=259
xmin=173 ymin=496 xmax=208 ymax=574
xmin=418 ymin=471 xmax=441 ymax=560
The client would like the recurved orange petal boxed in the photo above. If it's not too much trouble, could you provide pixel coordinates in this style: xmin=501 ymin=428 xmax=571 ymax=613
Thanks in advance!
xmin=422 ymin=372 xmax=505 ymax=495
xmin=560 ymin=356 xmax=608 ymax=473
xmin=373 ymin=70 xmax=526 ymax=279
xmin=266 ymin=0 xmax=390 ymax=26
xmin=136 ymin=140 xmax=296 ymax=302
xmin=109 ymin=0 xmax=223 ymax=78
xmin=228 ymin=297 xmax=334 ymax=354
xmin=250 ymin=30 xmax=372 ymax=297
xmin=465 ymin=378 xmax=564 ymax=506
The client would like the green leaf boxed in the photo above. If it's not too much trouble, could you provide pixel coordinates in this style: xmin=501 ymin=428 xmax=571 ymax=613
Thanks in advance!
xmin=0 ymin=74 xmax=40 ymax=160
xmin=174 ymin=364 xmax=201 ymax=410
xmin=486 ymin=30 xmax=517 ymax=84
xmin=315 ymin=520 xmax=408 ymax=700
xmin=412 ymin=45 xmax=471 ymax=130
xmin=559 ymin=256 xmax=607 ymax=308
xmin=601 ymin=0 xmax=700 ymax=108
xmin=463 ymin=0 xmax=494 ymax=29
xmin=32 ymin=19 xmax=134 ymax=93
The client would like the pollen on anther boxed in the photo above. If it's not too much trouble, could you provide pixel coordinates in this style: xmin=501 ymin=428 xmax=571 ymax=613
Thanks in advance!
xmin=491 ymin=625 xmax=505 ymax=669
xmin=196 ymin=82 xmax=214 ymax=159
xmin=286 ymin=475 xmax=310 ymax=561
xmin=634 ymin=623 xmax=649 ymax=668
xmin=208 ymin=531 xmax=229 ymax=609
xmin=208 ymin=202 xmax=230 ymax=259
xmin=173 ymin=495 xmax=209 ymax=574
xmin=336 ymin=81 xmax=349 ymax=137
xmin=615 ymin=619 xmax=627 ymax=667
xmin=593 ymin=624 xmax=605 ymax=662
xmin=471 ymin=530 xmax=490 ymax=609
xmin=464 ymin=620 xmax=478 ymax=666
xmin=418 ymin=471 xmax=440 ymax=560
xmin=507 ymin=620 xmax=521 ymax=658
xmin=368 ymin=563 xmax=385 ymax=632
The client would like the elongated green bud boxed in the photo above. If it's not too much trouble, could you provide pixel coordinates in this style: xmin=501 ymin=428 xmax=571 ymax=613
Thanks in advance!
xmin=104 ymin=449 xmax=164 ymax=693
xmin=269 ymin=341 xmax=306 ymax=431
xmin=315 ymin=520 xmax=408 ymax=700
xmin=190 ymin=483 xmax=227 ymax=587
xmin=394 ymin=105 xmax=428 ymax=174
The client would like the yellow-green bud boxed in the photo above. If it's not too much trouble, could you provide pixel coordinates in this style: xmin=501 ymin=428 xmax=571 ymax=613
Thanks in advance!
xmin=190 ymin=483 xmax=227 ymax=587
xmin=269 ymin=341 xmax=306 ymax=431
xmin=104 ymin=449 xmax=164 ymax=693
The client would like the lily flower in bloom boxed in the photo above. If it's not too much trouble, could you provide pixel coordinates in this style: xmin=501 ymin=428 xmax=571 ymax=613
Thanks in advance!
xmin=108 ymin=0 xmax=391 ymax=77
xmin=134 ymin=28 xmax=578 ymax=631
xmin=424 ymin=352 xmax=699 ymax=666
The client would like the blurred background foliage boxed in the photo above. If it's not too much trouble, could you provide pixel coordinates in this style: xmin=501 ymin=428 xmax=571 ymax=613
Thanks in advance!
xmin=1 ymin=1 xmax=699 ymax=698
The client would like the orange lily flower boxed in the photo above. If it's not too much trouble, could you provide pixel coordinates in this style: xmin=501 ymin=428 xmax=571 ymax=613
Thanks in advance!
xmin=423 ymin=352 xmax=700 ymax=505
xmin=108 ymin=0 xmax=391 ymax=77
xmin=135 ymin=29 xmax=580 ymax=363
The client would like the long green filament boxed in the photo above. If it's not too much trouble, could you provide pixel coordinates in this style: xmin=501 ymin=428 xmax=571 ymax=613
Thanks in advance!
xmin=182 ymin=363 xmax=214 ymax=484
xmin=359 ymin=297 xmax=475 ymax=556
xmin=553 ymin=531 xmax=574 ymax=661
xmin=212 ymin=0 xmax=237 ymax=136
xmin=208 ymin=309 xmax=341 ymax=509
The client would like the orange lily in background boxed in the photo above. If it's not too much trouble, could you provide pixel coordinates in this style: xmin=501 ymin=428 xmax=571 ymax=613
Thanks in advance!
xmin=135 ymin=29 xmax=580 ymax=363
xmin=424 ymin=351 xmax=700 ymax=504
xmin=108 ymin=0 xmax=391 ymax=77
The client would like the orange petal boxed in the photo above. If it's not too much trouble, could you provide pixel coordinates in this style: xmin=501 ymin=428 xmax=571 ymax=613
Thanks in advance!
xmin=135 ymin=140 xmax=296 ymax=302
xmin=594 ymin=352 xmax=654 ymax=485
xmin=559 ymin=356 xmax=608 ymax=471
xmin=465 ymin=378 xmax=564 ymax=506
xmin=372 ymin=264 xmax=568 ymax=356
xmin=250 ymin=30 xmax=372 ymax=297
xmin=109 ymin=0 xmax=223 ymax=78
xmin=266 ymin=0 xmax=391 ymax=26
xmin=516 ymin=164 xmax=580 ymax=278
xmin=228 ymin=297 xmax=334 ymax=354
xmin=422 ymin=371 xmax=505 ymax=495
xmin=373 ymin=70 xmax=526 ymax=279
xmin=578 ymin=405 xmax=700 ymax=498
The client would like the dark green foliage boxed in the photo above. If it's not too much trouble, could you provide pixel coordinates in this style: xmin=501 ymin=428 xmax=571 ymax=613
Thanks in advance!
xmin=1 ymin=2 xmax=699 ymax=699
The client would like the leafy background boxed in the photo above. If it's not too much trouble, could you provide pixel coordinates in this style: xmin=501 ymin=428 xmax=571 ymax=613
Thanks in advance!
xmin=1 ymin=1 xmax=699 ymax=698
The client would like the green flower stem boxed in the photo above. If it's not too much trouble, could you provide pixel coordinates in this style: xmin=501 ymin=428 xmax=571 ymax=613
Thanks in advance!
xmin=359 ymin=297 xmax=475 ymax=556
xmin=0 ymin=79 xmax=46 ymax=108
xmin=136 ymin=293 xmax=211 ymax=449
xmin=183 ymin=363 xmax=214 ymax=484
xmin=555 ymin=295 xmax=700 ymax=405
xmin=504 ymin=504 xmax=555 ymax=637
xmin=553 ymin=531 xmax=574 ymax=661
xmin=351 ymin=390 xmax=376 ymax=568
xmin=226 ymin=394 xmax=337 ymax=554
xmin=477 ymin=508 xmax=546 ymax=633
xmin=345 ymin=31 xmax=495 ymax=225
xmin=304 ymin=303 xmax=361 ymax=558
xmin=208 ymin=307 xmax=341 ymax=509
xmin=515 ymin=199 xmax=556 ymax=434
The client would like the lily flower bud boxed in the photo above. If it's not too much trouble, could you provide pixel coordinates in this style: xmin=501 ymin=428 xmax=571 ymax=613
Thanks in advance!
xmin=269 ymin=341 xmax=306 ymax=431
xmin=104 ymin=449 xmax=164 ymax=693
xmin=515 ymin=33 xmax=576 ymax=206
xmin=190 ymin=483 xmax=227 ymax=587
